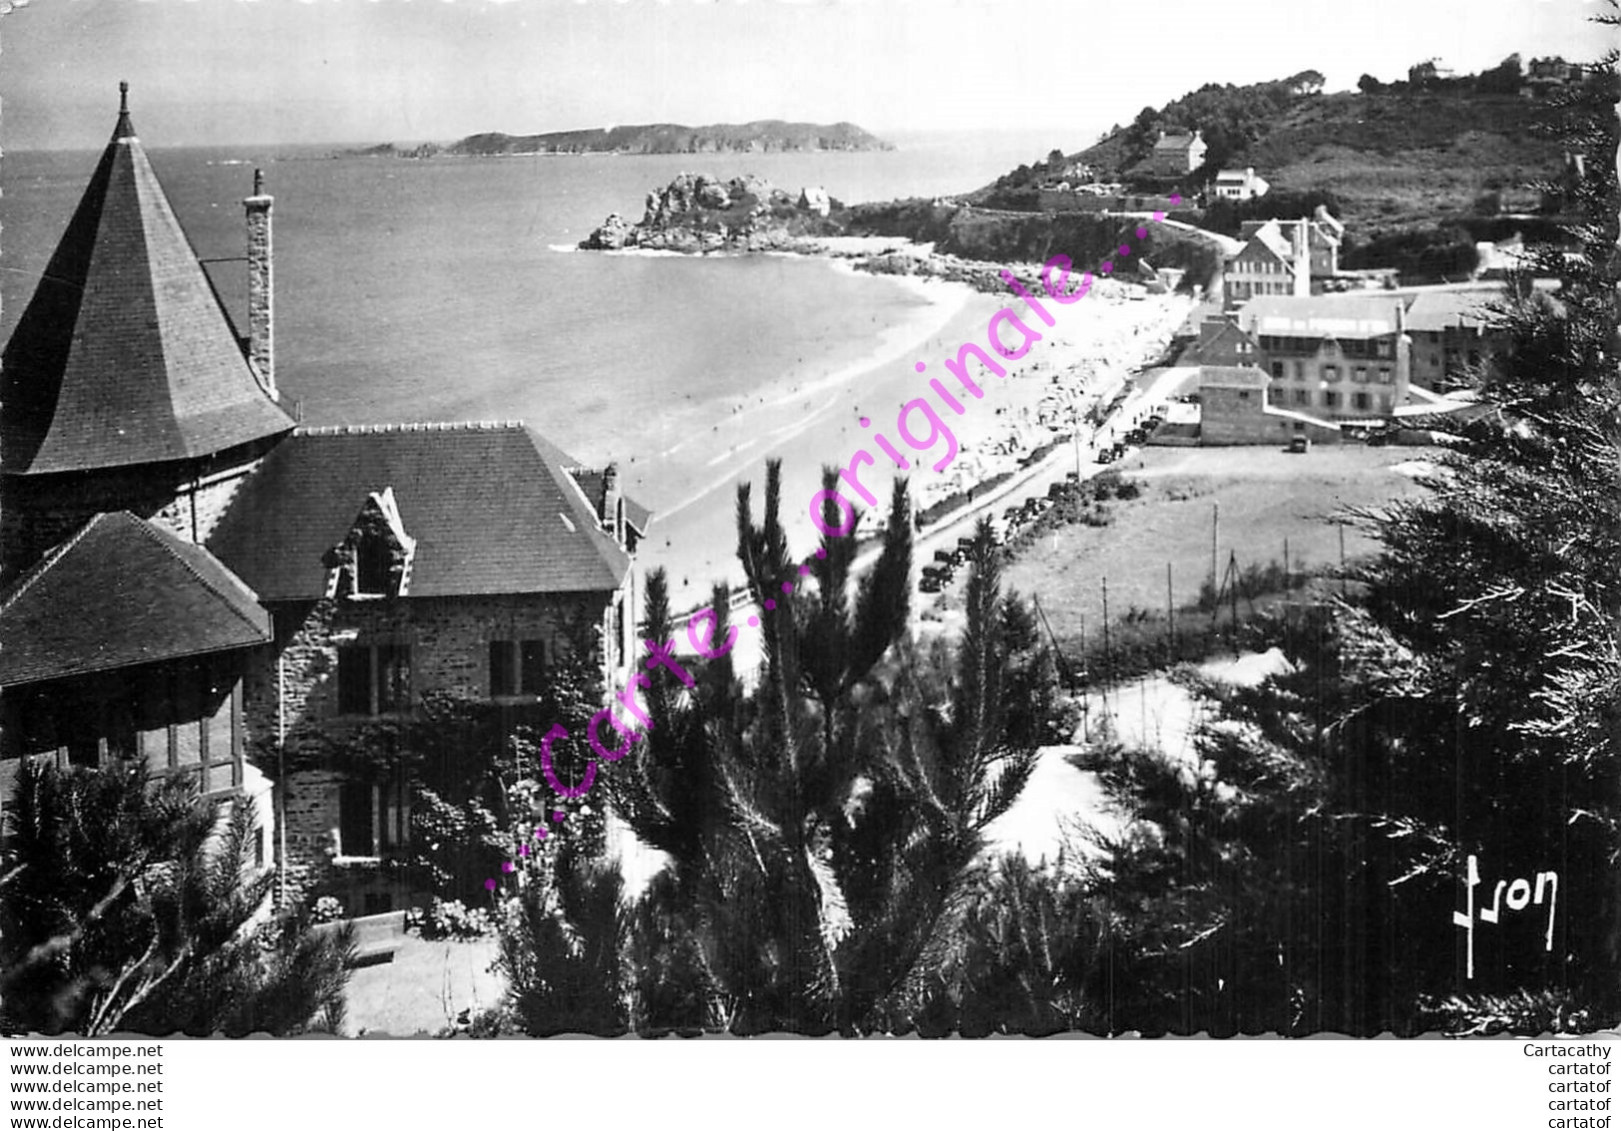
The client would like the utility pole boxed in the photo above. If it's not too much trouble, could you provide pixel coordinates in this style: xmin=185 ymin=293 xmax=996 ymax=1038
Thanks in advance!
xmin=1339 ymin=522 xmax=1348 ymax=597
xmin=1101 ymin=577 xmax=1112 ymax=717
xmin=1229 ymin=550 xmax=1240 ymax=650
xmin=1079 ymin=612 xmax=1089 ymax=740
xmin=1166 ymin=561 xmax=1175 ymax=664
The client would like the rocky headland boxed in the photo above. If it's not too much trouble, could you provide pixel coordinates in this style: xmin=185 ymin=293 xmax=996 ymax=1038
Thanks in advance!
xmin=580 ymin=174 xmax=1219 ymax=298
xmin=580 ymin=173 xmax=849 ymax=254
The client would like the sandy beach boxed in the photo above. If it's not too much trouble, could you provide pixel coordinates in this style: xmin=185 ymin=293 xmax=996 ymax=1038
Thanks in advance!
xmin=635 ymin=244 xmax=1195 ymax=613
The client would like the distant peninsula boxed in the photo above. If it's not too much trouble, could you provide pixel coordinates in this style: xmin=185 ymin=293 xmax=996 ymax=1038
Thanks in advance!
xmin=335 ymin=121 xmax=892 ymax=160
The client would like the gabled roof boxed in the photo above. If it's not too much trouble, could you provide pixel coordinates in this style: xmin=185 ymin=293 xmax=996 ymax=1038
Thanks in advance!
xmin=1245 ymin=220 xmax=1296 ymax=265
xmin=206 ymin=423 xmax=649 ymax=601
xmin=1 ymin=86 xmax=293 ymax=476
xmin=1242 ymin=294 xmax=1403 ymax=338
xmin=1154 ymin=131 xmax=1202 ymax=152
xmin=1199 ymin=366 xmax=1271 ymax=389
xmin=0 ymin=512 xmax=270 ymax=688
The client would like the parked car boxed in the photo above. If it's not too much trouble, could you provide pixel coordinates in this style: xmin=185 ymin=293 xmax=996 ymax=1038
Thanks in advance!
xmin=1289 ymin=435 xmax=1311 ymax=454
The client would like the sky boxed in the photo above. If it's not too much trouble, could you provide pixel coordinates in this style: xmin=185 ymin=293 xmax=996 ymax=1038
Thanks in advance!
xmin=0 ymin=0 xmax=1608 ymax=150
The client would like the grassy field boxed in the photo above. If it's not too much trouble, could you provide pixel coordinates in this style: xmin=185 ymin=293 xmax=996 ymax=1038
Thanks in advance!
xmin=998 ymin=445 xmax=1432 ymax=647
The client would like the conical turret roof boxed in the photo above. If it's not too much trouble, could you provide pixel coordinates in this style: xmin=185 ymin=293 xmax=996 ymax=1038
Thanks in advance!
xmin=1 ymin=84 xmax=294 ymax=476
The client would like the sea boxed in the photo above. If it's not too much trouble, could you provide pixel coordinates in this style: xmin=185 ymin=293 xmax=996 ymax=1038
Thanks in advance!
xmin=0 ymin=128 xmax=1073 ymax=603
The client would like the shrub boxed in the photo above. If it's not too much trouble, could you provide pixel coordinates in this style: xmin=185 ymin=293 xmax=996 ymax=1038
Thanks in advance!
xmin=310 ymin=896 xmax=347 ymax=925
xmin=410 ymin=897 xmax=494 ymax=940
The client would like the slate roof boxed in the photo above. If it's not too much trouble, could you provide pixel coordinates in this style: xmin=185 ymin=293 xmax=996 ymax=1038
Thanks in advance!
xmin=206 ymin=423 xmax=649 ymax=601
xmin=1234 ymin=220 xmax=1296 ymax=267
xmin=1199 ymin=366 xmax=1272 ymax=389
xmin=1 ymin=87 xmax=293 ymax=476
xmin=1242 ymin=295 xmax=1404 ymax=338
xmin=0 ymin=512 xmax=271 ymax=688
xmin=1153 ymin=132 xmax=1202 ymax=152
xmin=1403 ymin=288 xmax=1502 ymax=333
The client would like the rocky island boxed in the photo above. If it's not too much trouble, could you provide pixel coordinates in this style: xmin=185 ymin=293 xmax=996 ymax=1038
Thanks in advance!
xmin=580 ymin=173 xmax=849 ymax=253
xmin=453 ymin=120 xmax=891 ymax=157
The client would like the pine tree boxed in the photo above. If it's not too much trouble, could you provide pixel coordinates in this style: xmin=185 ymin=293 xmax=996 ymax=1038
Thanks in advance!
xmin=0 ymin=761 xmax=354 ymax=1036
xmin=1074 ymin=16 xmax=1620 ymax=1035
xmin=600 ymin=462 xmax=1058 ymax=1033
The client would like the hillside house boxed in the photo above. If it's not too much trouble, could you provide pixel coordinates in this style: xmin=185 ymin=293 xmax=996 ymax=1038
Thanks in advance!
xmin=207 ymin=425 xmax=648 ymax=910
xmin=0 ymin=87 xmax=650 ymax=914
xmin=1150 ymin=130 xmax=1206 ymax=178
xmin=1223 ymin=209 xmax=1344 ymax=305
xmin=1524 ymin=57 xmax=1582 ymax=97
xmin=1240 ymin=294 xmax=1413 ymax=420
xmin=1213 ymin=167 xmax=1269 ymax=202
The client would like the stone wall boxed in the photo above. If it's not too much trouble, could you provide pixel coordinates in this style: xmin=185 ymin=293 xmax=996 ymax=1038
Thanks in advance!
xmin=245 ymin=591 xmax=616 ymax=908
xmin=1 ymin=443 xmax=273 ymax=580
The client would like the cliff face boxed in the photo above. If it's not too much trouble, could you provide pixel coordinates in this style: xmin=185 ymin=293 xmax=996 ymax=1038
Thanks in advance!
xmin=580 ymin=173 xmax=846 ymax=252
xmin=452 ymin=120 xmax=891 ymax=157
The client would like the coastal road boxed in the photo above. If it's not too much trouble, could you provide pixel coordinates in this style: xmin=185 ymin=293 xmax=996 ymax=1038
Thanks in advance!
xmin=1104 ymin=211 xmax=1245 ymax=258
xmin=906 ymin=364 xmax=1201 ymax=588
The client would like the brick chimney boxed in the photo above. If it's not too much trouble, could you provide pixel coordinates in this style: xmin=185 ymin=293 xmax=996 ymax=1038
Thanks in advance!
xmin=601 ymin=463 xmax=624 ymax=545
xmin=244 ymin=168 xmax=276 ymax=401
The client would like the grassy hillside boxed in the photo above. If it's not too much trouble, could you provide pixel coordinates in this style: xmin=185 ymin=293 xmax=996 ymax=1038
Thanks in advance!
xmin=1239 ymin=91 xmax=1564 ymax=232
xmin=1048 ymin=71 xmax=1578 ymax=241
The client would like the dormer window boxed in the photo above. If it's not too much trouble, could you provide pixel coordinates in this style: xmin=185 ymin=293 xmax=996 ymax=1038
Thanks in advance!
xmin=355 ymin=533 xmax=391 ymax=597
xmin=325 ymin=486 xmax=416 ymax=601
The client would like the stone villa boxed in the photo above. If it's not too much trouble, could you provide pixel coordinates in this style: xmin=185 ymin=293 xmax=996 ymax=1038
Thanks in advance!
xmin=0 ymin=88 xmax=648 ymax=913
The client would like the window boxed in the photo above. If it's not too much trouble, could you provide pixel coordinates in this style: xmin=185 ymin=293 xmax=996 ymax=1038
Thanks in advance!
xmin=520 ymin=641 xmax=546 ymax=695
xmin=336 ymin=644 xmax=413 ymax=716
xmin=1293 ymin=389 xmax=1310 ymax=406
xmin=339 ymin=775 xmax=411 ymax=858
xmin=1375 ymin=339 xmax=1393 ymax=357
xmin=1294 ymin=360 xmax=1306 ymax=380
xmin=490 ymin=640 xmax=547 ymax=698
xmin=377 ymin=646 xmax=411 ymax=714
xmin=1353 ymin=392 xmax=1371 ymax=411
xmin=1237 ymin=390 xmax=1250 ymax=400
xmin=489 ymin=641 xmax=516 ymax=697
xmin=1271 ymin=362 xmax=1284 ymax=379
xmin=337 ymin=647 xmax=371 ymax=715
xmin=1377 ymin=367 xmax=1393 ymax=385
xmin=1324 ymin=391 xmax=1341 ymax=408
xmin=1354 ymin=367 xmax=1368 ymax=384
xmin=1323 ymin=366 xmax=1340 ymax=383
xmin=354 ymin=534 xmax=391 ymax=597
